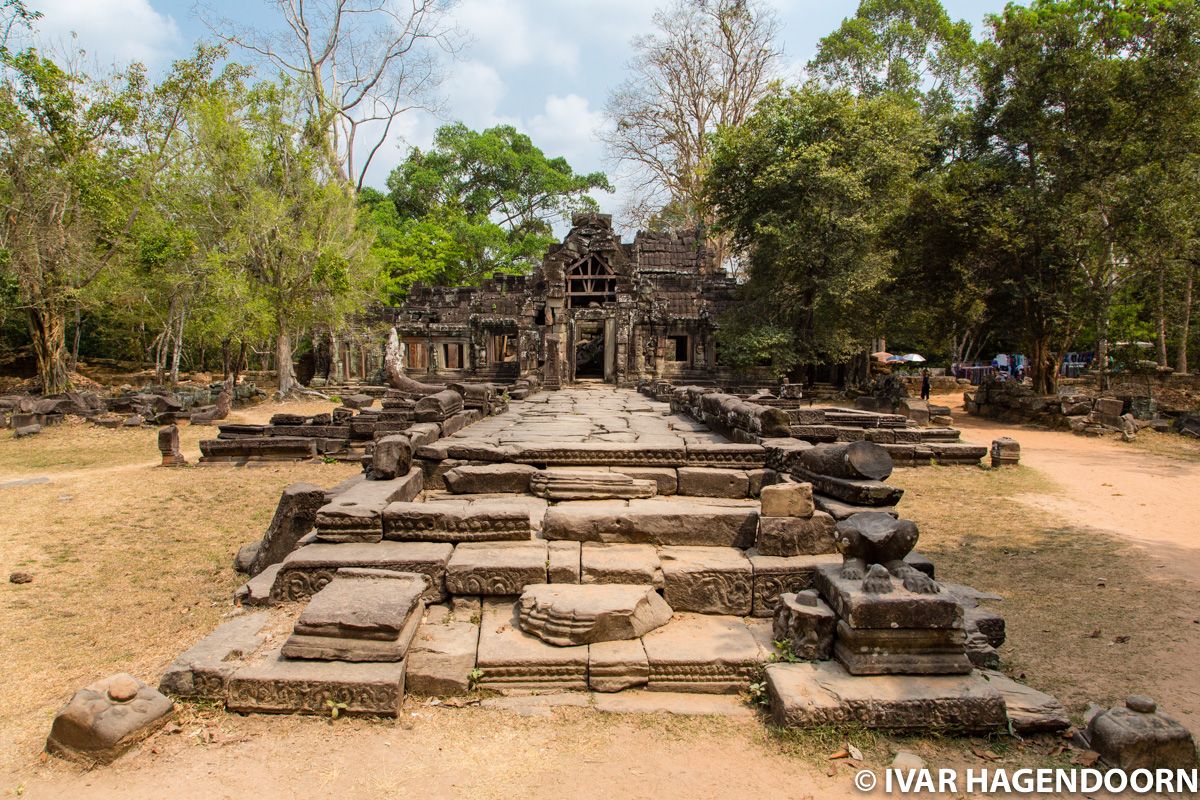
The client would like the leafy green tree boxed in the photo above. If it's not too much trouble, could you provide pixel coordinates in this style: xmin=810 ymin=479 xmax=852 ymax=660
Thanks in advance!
xmin=705 ymin=86 xmax=930 ymax=372
xmin=382 ymin=123 xmax=609 ymax=295
xmin=809 ymin=0 xmax=976 ymax=119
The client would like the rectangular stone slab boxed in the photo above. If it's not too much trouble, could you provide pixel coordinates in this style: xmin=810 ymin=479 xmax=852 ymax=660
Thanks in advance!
xmin=682 ymin=444 xmax=766 ymax=468
xmin=291 ymin=570 xmax=426 ymax=639
xmin=314 ymin=469 xmax=424 ymax=543
xmin=284 ymin=596 xmax=425 ymax=662
xmin=272 ymin=542 xmax=453 ymax=603
xmin=159 ymin=612 xmax=270 ymax=699
xmin=816 ymin=566 xmax=963 ymax=630
xmin=543 ymin=498 xmax=758 ymax=547
xmin=642 ymin=614 xmax=769 ymax=694
xmin=548 ymin=541 xmax=581 ymax=583
xmin=676 ymin=467 xmax=749 ymax=498
xmin=834 ymin=620 xmax=971 ymax=676
xmin=445 ymin=541 xmax=548 ymax=596
xmin=813 ymin=494 xmax=899 ymax=521
xmin=475 ymin=598 xmax=587 ymax=691
xmin=766 ymin=661 xmax=1007 ymax=733
xmin=406 ymin=605 xmax=480 ymax=696
xmin=659 ymin=547 xmax=753 ymax=615
xmin=581 ymin=543 xmax=662 ymax=587
xmin=792 ymin=468 xmax=903 ymax=507
xmin=589 ymin=639 xmax=649 ymax=693
xmin=225 ymin=649 xmax=406 ymax=716
xmin=510 ymin=443 xmax=688 ymax=467
xmin=382 ymin=501 xmax=531 ymax=543
xmin=755 ymin=512 xmax=837 ymax=557
xmin=749 ymin=553 xmax=841 ymax=617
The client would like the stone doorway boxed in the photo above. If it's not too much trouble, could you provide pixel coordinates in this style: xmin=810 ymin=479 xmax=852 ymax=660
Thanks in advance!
xmin=570 ymin=318 xmax=616 ymax=382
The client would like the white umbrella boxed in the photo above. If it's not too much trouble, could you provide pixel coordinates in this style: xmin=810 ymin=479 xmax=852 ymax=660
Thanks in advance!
xmin=900 ymin=353 xmax=926 ymax=363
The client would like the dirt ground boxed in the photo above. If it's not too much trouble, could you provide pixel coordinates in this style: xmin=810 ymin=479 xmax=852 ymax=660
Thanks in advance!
xmin=1 ymin=395 xmax=1198 ymax=798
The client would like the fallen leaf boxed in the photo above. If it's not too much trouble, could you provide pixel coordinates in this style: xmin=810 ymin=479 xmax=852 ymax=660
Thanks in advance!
xmin=972 ymin=748 xmax=1001 ymax=761
xmin=848 ymin=744 xmax=864 ymax=761
xmin=1113 ymin=635 xmax=1131 ymax=644
xmin=1072 ymin=750 xmax=1101 ymax=767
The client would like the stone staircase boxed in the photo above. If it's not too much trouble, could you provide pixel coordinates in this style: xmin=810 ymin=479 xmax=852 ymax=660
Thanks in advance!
xmin=162 ymin=388 xmax=1053 ymax=735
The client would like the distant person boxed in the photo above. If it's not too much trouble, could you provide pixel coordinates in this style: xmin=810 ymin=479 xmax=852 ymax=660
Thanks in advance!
xmin=920 ymin=368 xmax=931 ymax=400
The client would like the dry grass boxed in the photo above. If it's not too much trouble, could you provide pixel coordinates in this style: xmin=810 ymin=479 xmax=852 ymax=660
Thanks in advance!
xmin=898 ymin=464 xmax=1200 ymax=724
xmin=0 ymin=402 xmax=358 ymax=774
xmin=1121 ymin=427 xmax=1200 ymax=463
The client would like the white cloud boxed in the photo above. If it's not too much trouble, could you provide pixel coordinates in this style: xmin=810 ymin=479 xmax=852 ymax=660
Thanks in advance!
xmin=29 ymin=0 xmax=182 ymax=68
xmin=527 ymin=93 xmax=606 ymax=166
xmin=453 ymin=0 xmax=580 ymax=72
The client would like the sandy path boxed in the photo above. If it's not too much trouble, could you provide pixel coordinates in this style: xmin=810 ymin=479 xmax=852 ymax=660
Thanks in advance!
xmin=942 ymin=395 xmax=1200 ymax=580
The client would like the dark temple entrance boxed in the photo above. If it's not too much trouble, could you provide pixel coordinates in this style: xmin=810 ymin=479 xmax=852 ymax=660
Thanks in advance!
xmin=573 ymin=322 xmax=605 ymax=378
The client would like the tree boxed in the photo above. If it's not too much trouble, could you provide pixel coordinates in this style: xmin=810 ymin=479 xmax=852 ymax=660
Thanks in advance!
xmin=705 ymin=86 xmax=929 ymax=373
xmin=602 ymin=0 xmax=780 ymax=249
xmin=209 ymin=0 xmax=460 ymax=191
xmin=809 ymin=0 xmax=976 ymax=117
xmin=382 ymin=123 xmax=610 ymax=294
xmin=0 ymin=46 xmax=220 ymax=394
xmin=188 ymin=78 xmax=376 ymax=395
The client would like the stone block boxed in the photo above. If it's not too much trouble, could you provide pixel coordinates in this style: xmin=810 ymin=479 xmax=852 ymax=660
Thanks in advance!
xmin=282 ymin=569 xmax=427 ymax=661
xmin=543 ymin=497 xmax=758 ymax=547
xmin=772 ymin=590 xmax=836 ymax=660
xmin=816 ymin=566 xmax=962 ymax=629
xmin=382 ymin=501 xmax=531 ymax=543
xmin=766 ymin=661 xmax=1007 ymax=732
xmin=813 ymin=494 xmax=899 ymax=521
xmin=791 ymin=467 xmax=903 ymax=507
xmin=475 ymin=598 xmax=587 ymax=691
xmin=445 ymin=541 xmax=548 ymax=595
xmin=157 ymin=425 xmax=186 ymax=466
xmin=512 ymin=442 xmax=687 ymax=467
xmin=46 ymin=674 xmax=174 ymax=764
xmin=589 ymin=639 xmax=649 ymax=693
xmin=406 ymin=605 xmax=480 ymax=696
xmin=530 ymin=469 xmax=657 ymax=500
xmin=760 ymin=481 xmax=814 ymax=518
xmin=755 ymin=512 xmax=837 ymax=557
xmin=682 ymin=443 xmax=766 ymax=468
xmin=611 ymin=466 xmax=677 ymax=495
xmin=226 ymin=650 xmax=406 ymax=716
xmin=979 ymin=670 xmax=1070 ymax=733
xmin=248 ymin=483 xmax=326 ymax=576
xmin=160 ymin=612 xmax=269 ymax=699
xmin=314 ymin=470 xmax=424 ymax=543
xmin=581 ymin=542 xmax=662 ymax=587
xmin=234 ymin=564 xmax=281 ymax=607
xmin=660 ymin=546 xmax=752 ymax=615
xmin=273 ymin=541 xmax=452 ymax=603
xmin=518 ymin=583 xmax=672 ymax=645
xmin=444 ymin=463 xmax=536 ymax=494
xmin=547 ymin=540 xmax=581 ymax=583
xmin=1087 ymin=696 xmax=1198 ymax=770
xmin=643 ymin=614 xmax=769 ymax=693
xmin=371 ymin=435 xmax=413 ymax=480
xmin=749 ymin=553 xmax=841 ymax=616
xmin=676 ymin=467 xmax=750 ymax=498
xmin=833 ymin=621 xmax=971 ymax=675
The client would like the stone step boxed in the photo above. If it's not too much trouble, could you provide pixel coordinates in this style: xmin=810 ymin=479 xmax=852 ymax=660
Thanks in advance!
xmin=382 ymin=500 xmax=532 ymax=543
xmin=271 ymin=541 xmax=454 ymax=603
xmin=542 ymin=497 xmax=760 ymax=547
xmin=313 ymin=469 xmax=424 ymax=543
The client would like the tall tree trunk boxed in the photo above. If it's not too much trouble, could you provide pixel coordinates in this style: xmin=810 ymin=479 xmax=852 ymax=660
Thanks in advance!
xmin=27 ymin=306 xmax=71 ymax=395
xmin=70 ymin=307 xmax=82 ymax=372
xmin=1029 ymin=334 xmax=1058 ymax=395
xmin=1157 ymin=265 xmax=1170 ymax=369
xmin=169 ymin=302 xmax=186 ymax=387
xmin=1179 ymin=264 xmax=1194 ymax=375
xmin=276 ymin=327 xmax=298 ymax=396
xmin=1095 ymin=305 xmax=1110 ymax=391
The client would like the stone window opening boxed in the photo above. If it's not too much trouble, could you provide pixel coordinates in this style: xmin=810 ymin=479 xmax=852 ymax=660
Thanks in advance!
xmin=565 ymin=255 xmax=616 ymax=308
xmin=404 ymin=339 xmax=428 ymax=371
xmin=490 ymin=334 xmax=517 ymax=363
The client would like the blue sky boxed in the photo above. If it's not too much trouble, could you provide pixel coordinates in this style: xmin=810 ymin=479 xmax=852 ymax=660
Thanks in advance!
xmin=26 ymin=0 xmax=1012 ymax=228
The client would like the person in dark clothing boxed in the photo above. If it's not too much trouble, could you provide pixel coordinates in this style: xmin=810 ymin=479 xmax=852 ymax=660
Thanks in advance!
xmin=920 ymin=368 xmax=931 ymax=400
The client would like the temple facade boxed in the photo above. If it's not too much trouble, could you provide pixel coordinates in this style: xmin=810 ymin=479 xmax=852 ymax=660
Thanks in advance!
xmin=313 ymin=213 xmax=752 ymax=388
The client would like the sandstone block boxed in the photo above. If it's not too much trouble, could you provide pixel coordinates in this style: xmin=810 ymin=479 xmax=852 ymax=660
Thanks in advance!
xmin=406 ymin=605 xmax=480 ymax=696
xmin=660 ymin=546 xmax=752 ymax=615
xmin=589 ymin=639 xmax=649 ymax=693
xmin=547 ymin=541 xmax=581 ymax=583
xmin=226 ymin=650 xmax=406 ymax=716
xmin=248 ymin=483 xmax=326 ymax=576
xmin=160 ymin=612 xmax=269 ymax=699
xmin=610 ymin=466 xmax=677 ymax=495
xmin=371 ymin=435 xmax=413 ymax=480
xmin=314 ymin=470 xmax=424 ymax=543
xmin=475 ymin=598 xmax=587 ymax=691
xmin=979 ymin=670 xmax=1070 ymax=733
xmin=530 ymin=469 xmax=657 ymax=500
xmin=47 ymin=674 xmax=174 ymax=764
xmin=676 ymin=467 xmax=749 ymax=498
xmin=382 ymin=501 xmax=531 ymax=543
xmin=772 ymin=590 xmax=836 ymax=660
xmin=766 ymin=661 xmax=1006 ymax=732
xmin=643 ymin=614 xmax=769 ymax=693
xmin=1087 ymin=696 xmax=1198 ymax=770
xmin=749 ymin=553 xmax=840 ymax=616
xmin=833 ymin=620 xmax=971 ymax=676
xmin=445 ymin=541 xmax=548 ymax=595
xmin=273 ymin=541 xmax=452 ymax=603
xmin=816 ymin=566 xmax=962 ymax=629
xmin=755 ymin=512 xmax=836 ymax=557
xmin=543 ymin=497 xmax=758 ymax=547
xmin=444 ymin=463 xmax=536 ymax=494
xmin=759 ymin=481 xmax=814 ymax=518
xmin=581 ymin=542 xmax=662 ymax=587
xmin=519 ymin=583 xmax=671 ymax=646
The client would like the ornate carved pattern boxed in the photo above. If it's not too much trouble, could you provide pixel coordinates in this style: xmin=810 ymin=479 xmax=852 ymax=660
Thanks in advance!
xmin=753 ymin=571 xmax=817 ymax=613
xmin=670 ymin=571 xmax=751 ymax=613
xmin=446 ymin=572 xmax=534 ymax=595
xmin=225 ymin=679 xmax=401 ymax=715
xmin=274 ymin=566 xmax=445 ymax=602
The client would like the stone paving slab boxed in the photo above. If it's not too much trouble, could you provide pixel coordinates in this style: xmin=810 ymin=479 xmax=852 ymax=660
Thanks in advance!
xmin=475 ymin=598 xmax=588 ymax=691
xmin=272 ymin=542 xmax=453 ymax=603
xmin=641 ymin=614 xmax=770 ymax=693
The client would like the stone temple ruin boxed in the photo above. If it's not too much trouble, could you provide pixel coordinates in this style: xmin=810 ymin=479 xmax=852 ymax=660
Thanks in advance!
xmin=55 ymin=217 xmax=1198 ymax=770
